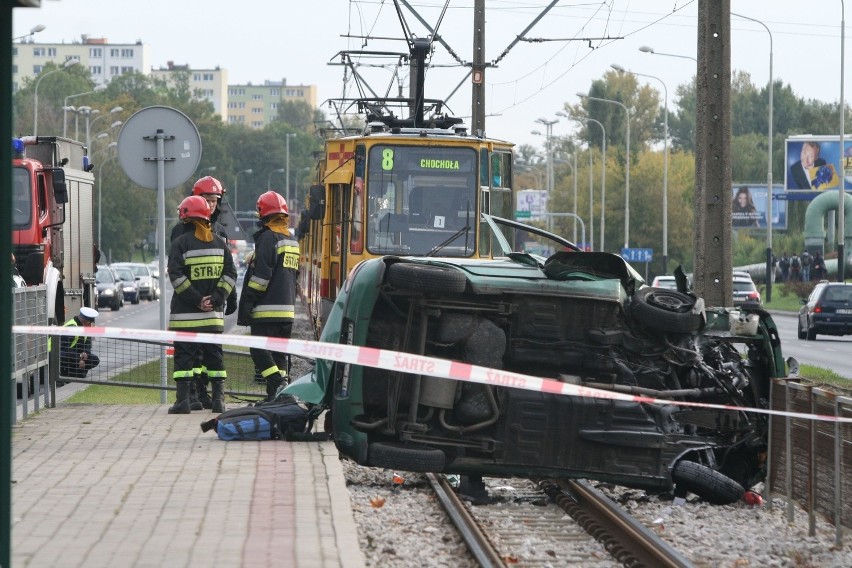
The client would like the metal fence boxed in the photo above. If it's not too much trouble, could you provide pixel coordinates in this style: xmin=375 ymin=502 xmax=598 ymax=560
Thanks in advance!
xmin=11 ymin=286 xmax=49 ymax=424
xmin=767 ymin=378 xmax=852 ymax=545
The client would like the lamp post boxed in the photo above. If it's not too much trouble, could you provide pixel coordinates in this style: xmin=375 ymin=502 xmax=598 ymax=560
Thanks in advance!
xmin=33 ymin=58 xmax=80 ymax=137
xmin=560 ymin=112 xmax=607 ymax=252
xmin=611 ymin=64 xmax=669 ymax=272
xmin=196 ymin=165 xmax=216 ymax=178
xmin=839 ymin=0 xmax=847 ymax=282
xmin=638 ymin=45 xmax=697 ymax=64
xmin=234 ymin=169 xmax=253 ymax=214
xmin=285 ymin=133 xmax=296 ymax=206
xmin=732 ymin=12 xmax=775 ymax=297
xmin=13 ymin=24 xmax=46 ymax=42
xmin=86 ymin=107 xmax=123 ymax=149
xmin=267 ymin=167 xmax=286 ymax=191
xmin=534 ymin=118 xmax=559 ymax=231
xmin=577 ymin=92 xmax=630 ymax=249
xmin=62 ymin=85 xmax=105 ymax=138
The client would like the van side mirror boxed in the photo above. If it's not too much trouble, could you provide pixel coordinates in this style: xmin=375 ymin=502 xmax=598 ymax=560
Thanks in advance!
xmin=52 ymin=168 xmax=68 ymax=204
xmin=309 ymin=184 xmax=325 ymax=221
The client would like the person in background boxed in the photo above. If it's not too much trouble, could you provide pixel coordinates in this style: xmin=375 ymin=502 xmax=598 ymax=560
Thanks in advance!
xmin=800 ymin=250 xmax=812 ymax=282
xmin=171 ymin=176 xmax=238 ymax=411
xmin=778 ymin=253 xmax=790 ymax=283
xmin=812 ymin=251 xmax=827 ymax=281
xmin=238 ymin=191 xmax=299 ymax=402
xmin=167 ymin=195 xmax=237 ymax=414
xmin=60 ymin=307 xmax=100 ymax=378
xmin=789 ymin=253 xmax=801 ymax=282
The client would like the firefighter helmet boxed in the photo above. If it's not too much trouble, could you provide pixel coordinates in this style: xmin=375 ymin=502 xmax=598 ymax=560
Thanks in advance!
xmin=178 ymin=195 xmax=211 ymax=221
xmin=256 ymin=191 xmax=289 ymax=218
xmin=192 ymin=176 xmax=225 ymax=198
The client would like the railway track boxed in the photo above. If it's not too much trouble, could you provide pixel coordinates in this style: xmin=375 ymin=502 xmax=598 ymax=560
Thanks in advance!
xmin=427 ymin=474 xmax=694 ymax=567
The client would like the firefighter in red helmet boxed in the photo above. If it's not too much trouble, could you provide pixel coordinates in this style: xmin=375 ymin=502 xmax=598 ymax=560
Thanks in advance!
xmin=171 ymin=175 xmax=238 ymax=411
xmin=237 ymin=191 xmax=299 ymax=401
xmin=167 ymin=195 xmax=237 ymax=414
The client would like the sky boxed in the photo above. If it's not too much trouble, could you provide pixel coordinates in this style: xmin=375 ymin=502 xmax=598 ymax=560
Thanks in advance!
xmin=11 ymin=0 xmax=850 ymax=151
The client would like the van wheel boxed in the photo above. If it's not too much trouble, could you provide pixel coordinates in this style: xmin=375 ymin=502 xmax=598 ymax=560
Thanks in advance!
xmin=367 ymin=442 xmax=446 ymax=472
xmin=386 ymin=263 xmax=467 ymax=294
xmin=631 ymin=288 xmax=703 ymax=333
xmin=672 ymin=460 xmax=744 ymax=505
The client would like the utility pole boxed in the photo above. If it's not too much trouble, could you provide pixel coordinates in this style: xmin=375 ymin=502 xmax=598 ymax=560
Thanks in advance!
xmin=471 ymin=0 xmax=486 ymax=135
xmin=693 ymin=0 xmax=732 ymax=307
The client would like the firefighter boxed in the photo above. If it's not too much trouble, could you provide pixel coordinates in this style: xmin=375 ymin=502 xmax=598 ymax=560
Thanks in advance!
xmin=59 ymin=307 xmax=100 ymax=378
xmin=237 ymin=191 xmax=299 ymax=401
xmin=171 ymin=175 xmax=238 ymax=411
xmin=168 ymin=195 xmax=237 ymax=414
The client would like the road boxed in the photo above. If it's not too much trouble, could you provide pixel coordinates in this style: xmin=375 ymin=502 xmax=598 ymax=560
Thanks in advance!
xmin=769 ymin=311 xmax=852 ymax=379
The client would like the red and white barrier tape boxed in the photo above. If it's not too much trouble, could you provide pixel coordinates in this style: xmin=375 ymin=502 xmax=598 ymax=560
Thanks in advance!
xmin=14 ymin=324 xmax=852 ymax=424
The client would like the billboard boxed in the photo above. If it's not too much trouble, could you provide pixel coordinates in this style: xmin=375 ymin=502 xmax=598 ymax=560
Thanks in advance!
xmin=785 ymin=136 xmax=852 ymax=194
xmin=731 ymin=184 xmax=787 ymax=231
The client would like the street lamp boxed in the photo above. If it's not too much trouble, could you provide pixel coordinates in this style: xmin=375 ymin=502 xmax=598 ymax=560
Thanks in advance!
xmin=87 ymin=107 xmax=123 ymax=147
xmin=33 ymin=58 xmax=80 ymax=137
xmin=13 ymin=24 xmax=46 ymax=42
xmin=285 ymin=133 xmax=296 ymax=205
xmin=838 ymin=0 xmax=847 ymax=282
xmin=234 ymin=169 xmax=253 ymax=214
xmin=267 ymin=167 xmax=286 ymax=191
xmin=62 ymin=85 xmax=106 ymax=138
xmin=638 ymin=45 xmax=697 ymax=64
xmin=196 ymin=166 xmax=216 ymax=178
xmin=534 ymin=118 xmax=559 ymax=231
xmin=559 ymin=111 xmax=606 ymax=252
xmin=611 ymin=64 xmax=669 ymax=272
xmin=577 ymin=92 xmax=630 ymax=249
xmin=731 ymin=12 xmax=775 ymax=297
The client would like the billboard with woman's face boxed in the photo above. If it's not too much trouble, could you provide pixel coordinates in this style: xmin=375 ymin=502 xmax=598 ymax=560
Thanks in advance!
xmin=731 ymin=184 xmax=787 ymax=230
xmin=785 ymin=137 xmax=852 ymax=193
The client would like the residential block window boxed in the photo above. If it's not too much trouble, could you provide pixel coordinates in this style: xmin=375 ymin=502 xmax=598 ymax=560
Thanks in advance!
xmin=239 ymin=102 xmax=246 ymax=109
xmin=110 ymin=66 xmax=120 ymax=75
xmin=269 ymin=88 xmax=280 ymax=96
xmin=193 ymin=73 xmax=201 ymax=81
xmin=47 ymin=48 xmax=57 ymax=57
xmin=229 ymin=88 xmax=246 ymax=96
xmin=33 ymin=47 xmax=45 ymax=57
xmin=33 ymin=65 xmax=43 ymax=74
xmin=251 ymin=107 xmax=263 ymax=114
xmin=121 ymin=48 xmax=134 ymax=58
xmin=110 ymin=48 xmax=120 ymax=57
xmin=90 ymin=66 xmax=102 ymax=75
xmin=203 ymin=73 xmax=214 ymax=81
xmin=90 ymin=47 xmax=102 ymax=58
xmin=251 ymin=121 xmax=264 ymax=128
xmin=270 ymin=102 xmax=279 ymax=110
xmin=251 ymin=94 xmax=263 ymax=101
xmin=121 ymin=66 xmax=133 ymax=74
xmin=228 ymin=102 xmax=238 ymax=109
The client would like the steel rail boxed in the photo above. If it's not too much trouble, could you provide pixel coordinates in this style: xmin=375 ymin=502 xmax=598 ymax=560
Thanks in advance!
xmin=540 ymin=479 xmax=694 ymax=568
xmin=425 ymin=473 xmax=505 ymax=568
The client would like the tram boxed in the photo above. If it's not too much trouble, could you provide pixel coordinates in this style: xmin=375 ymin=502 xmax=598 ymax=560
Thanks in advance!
xmin=297 ymin=46 xmax=517 ymax=336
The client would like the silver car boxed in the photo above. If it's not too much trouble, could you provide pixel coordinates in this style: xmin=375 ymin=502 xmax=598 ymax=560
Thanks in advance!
xmin=112 ymin=262 xmax=159 ymax=301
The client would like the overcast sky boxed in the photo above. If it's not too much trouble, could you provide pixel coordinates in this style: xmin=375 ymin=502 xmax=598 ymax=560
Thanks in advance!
xmin=12 ymin=0 xmax=849 ymax=150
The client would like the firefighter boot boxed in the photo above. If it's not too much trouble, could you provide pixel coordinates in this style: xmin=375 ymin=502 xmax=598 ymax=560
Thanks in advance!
xmin=167 ymin=381 xmax=192 ymax=414
xmin=188 ymin=378 xmax=203 ymax=411
xmin=265 ymin=375 xmax=283 ymax=402
xmin=195 ymin=375 xmax=213 ymax=409
xmin=211 ymin=380 xmax=226 ymax=414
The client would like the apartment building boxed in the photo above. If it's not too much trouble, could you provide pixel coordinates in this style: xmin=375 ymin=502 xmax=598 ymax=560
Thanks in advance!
xmin=227 ymin=80 xmax=317 ymax=129
xmin=151 ymin=61 xmax=229 ymax=120
xmin=12 ymin=35 xmax=149 ymax=91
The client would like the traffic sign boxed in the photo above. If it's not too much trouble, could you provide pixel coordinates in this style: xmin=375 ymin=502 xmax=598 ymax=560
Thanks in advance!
xmin=621 ymin=247 xmax=653 ymax=263
xmin=515 ymin=210 xmax=531 ymax=219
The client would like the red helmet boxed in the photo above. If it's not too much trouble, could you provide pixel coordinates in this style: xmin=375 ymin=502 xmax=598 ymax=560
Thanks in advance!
xmin=256 ymin=191 xmax=289 ymax=218
xmin=178 ymin=195 xmax=211 ymax=221
xmin=192 ymin=176 xmax=225 ymax=198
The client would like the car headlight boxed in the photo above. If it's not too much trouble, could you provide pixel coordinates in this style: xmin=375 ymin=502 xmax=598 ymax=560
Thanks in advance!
xmin=123 ymin=286 xmax=135 ymax=292
xmin=103 ymin=289 xmax=114 ymax=296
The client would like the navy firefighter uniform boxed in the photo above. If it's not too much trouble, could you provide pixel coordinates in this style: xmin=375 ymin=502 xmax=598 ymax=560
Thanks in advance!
xmin=168 ymin=195 xmax=237 ymax=414
xmin=237 ymin=191 xmax=299 ymax=401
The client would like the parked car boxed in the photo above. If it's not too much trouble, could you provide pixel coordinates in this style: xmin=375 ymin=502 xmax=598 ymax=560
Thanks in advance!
xmin=732 ymin=275 xmax=761 ymax=307
xmin=285 ymin=215 xmax=787 ymax=505
xmin=112 ymin=265 xmax=140 ymax=305
xmin=113 ymin=262 xmax=158 ymax=300
xmin=650 ymin=275 xmax=677 ymax=290
xmin=798 ymin=281 xmax=852 ymax=340
xmin=95 ymin=265 xmax=123 ymax=311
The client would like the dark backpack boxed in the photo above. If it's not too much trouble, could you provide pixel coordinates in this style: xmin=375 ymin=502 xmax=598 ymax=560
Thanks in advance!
xmin=791 ymin=256 xmax=801 ymax=269
xmin=200 ymin=394 xmax=313 ymax=441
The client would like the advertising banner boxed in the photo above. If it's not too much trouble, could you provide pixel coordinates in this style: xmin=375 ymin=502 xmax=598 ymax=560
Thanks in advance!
xmin=731 ymin=184 xmax=787 ymax=231
xmin=785 ymin=136 xmax=852 ymax=194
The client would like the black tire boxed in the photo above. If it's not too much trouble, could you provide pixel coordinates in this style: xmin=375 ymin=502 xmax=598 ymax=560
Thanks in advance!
xmin=797 ymin=320 xmax=807 ymax=340
xmin=112 ymin=295 xmax=121 ymax=311
xmin=631 ymin=287 xmax=704 ymax=333
xmin=132 ymin=294 xmax=140 ymax=305
xmin=386 ymin=262 xmax=467 ymax=294
xmin=367 ymin=442 xmax=446 ymax=472
xmin=671 ymin=460 xmax=744 ymax=505
xmin=806 ymin=326 xmax=817 ymax=341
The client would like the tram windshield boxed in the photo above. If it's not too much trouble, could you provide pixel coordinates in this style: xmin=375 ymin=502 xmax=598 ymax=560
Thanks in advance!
xmin=366 ymin=144 xmax=478 ymax=257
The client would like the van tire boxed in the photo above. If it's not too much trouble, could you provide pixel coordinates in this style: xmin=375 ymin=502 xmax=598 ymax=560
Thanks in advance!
xmin=386 ymin=263 xmax=467 ymax=294
xmin=631 ymin=288 xmax=703 ymax=333
xmin=367 ymin=442 xmax=446 ymax=472
xmin=672 ymin=460 xmax=744 ymax=505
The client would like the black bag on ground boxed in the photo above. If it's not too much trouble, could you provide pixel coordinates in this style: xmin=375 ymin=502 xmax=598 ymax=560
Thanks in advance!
xmin=200 ymin=394 xmax=310 ymax=441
